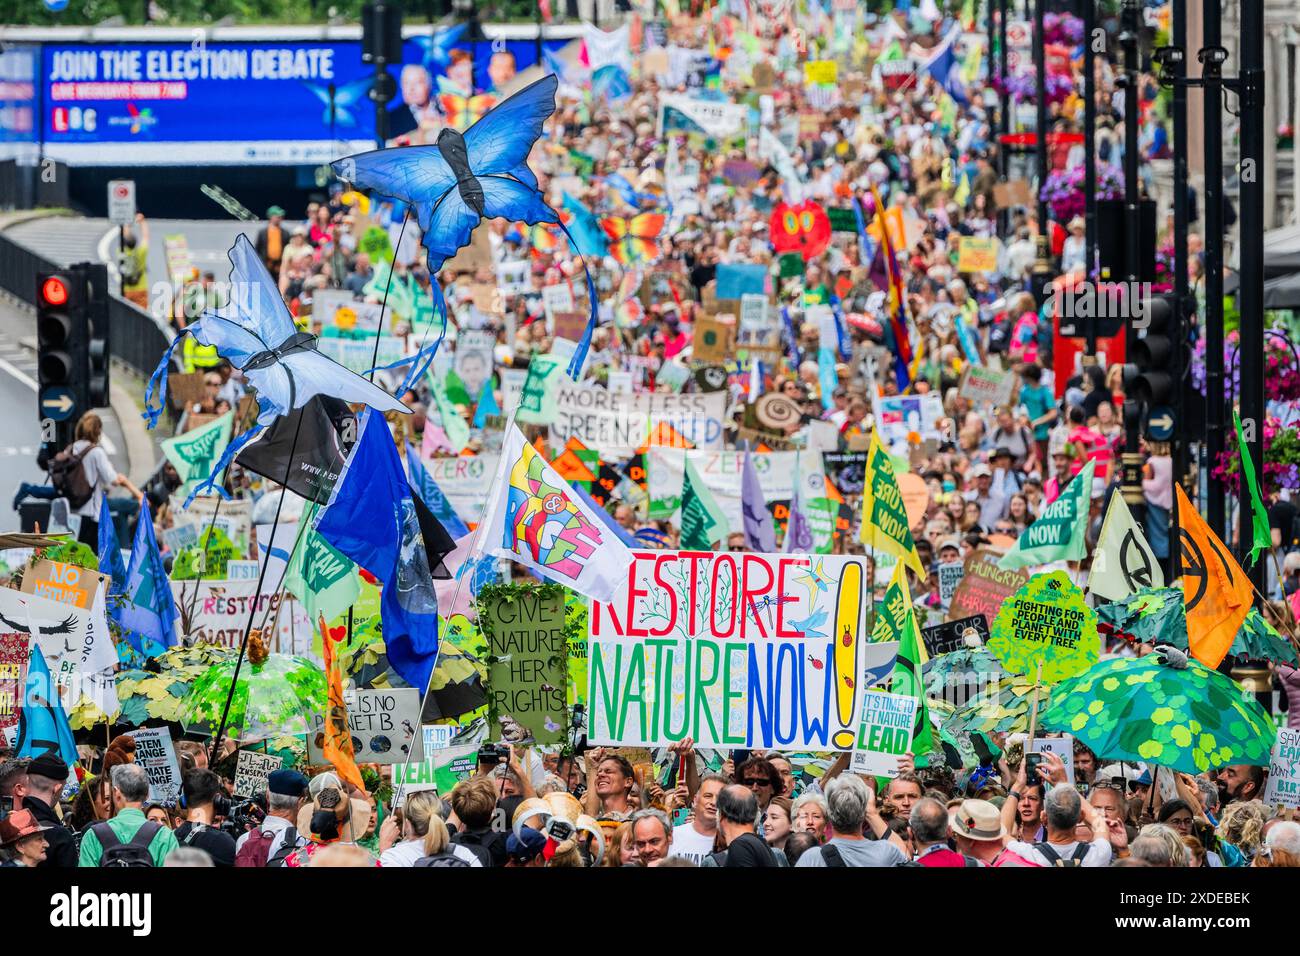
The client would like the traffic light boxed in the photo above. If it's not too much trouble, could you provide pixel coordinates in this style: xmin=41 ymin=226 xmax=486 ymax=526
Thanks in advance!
xmin=85 ymin=262 xmax=111 ymax=408
xmin=361 ymin=2 xmax=403 ymax=67
xmin=36 ymin=268 xmax=91 ymax=440
xmin=1125 ymin=292 xmax=1177 ymax=406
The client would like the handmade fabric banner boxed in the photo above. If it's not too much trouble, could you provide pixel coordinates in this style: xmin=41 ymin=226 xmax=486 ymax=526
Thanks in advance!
xmin=998 ymin=460 xmax=1095 ymax=569
xmin=588 ymin=550 xmax=880 ymax=750
xmin=478 ymin=584 xmax=568 ymax=746
xmin=162 ymin=410 xmax=233 ymax=497
xmin=170 ymin=580 xmax=312 ymax=655
xmin=0 ymin=587 xmax=117 ymax=716
xmin=860 ymin=431 xmax=925 ymax=576
xmin=1176 ymin=484 xmax=1253 ymax=669
xmin=1087 ymin=492 xmax=1164 ymax=602
xmin=480 ymin=424 xmax=633 ymax=604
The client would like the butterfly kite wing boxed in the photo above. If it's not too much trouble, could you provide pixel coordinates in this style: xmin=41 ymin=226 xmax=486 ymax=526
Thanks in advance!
xmin=479 ymin=175 xmax=559 ymax=226
xmin=464 ymin=74 xmax=557 ymax=190
xmin=331 ymin=146 xmax=457 ymax=213
xmin=210 ymin=235 xmax=298 ymax=345
xmin=628 ymin=212 xmax=666 ymax=240
xmin=279 ymin=351 xmax=411 ymax=417
xmin=186 ymin=313 xmax=275 ymax=371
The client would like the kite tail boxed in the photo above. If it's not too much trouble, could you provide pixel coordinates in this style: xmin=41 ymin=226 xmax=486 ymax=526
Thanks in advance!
xmin=555 ymin=218 xmax=600 ymax=380
xmin=142 ymin=331 xmax=187 ymax=429
xmin=398 ymin=279 xmax=450 ymax=394
xmin=183 ymin=423 xmax=264 ymax=508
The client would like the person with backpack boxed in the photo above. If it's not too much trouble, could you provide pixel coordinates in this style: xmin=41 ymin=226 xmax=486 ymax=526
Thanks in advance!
xmin=908 ymin=798 xmax=980 ymax=867
xmin=1002 ymin=771 xmax=1114 ymax=868
xmin=77 ymin=763 xmax=179 ymax=867
xmin=380 ymin=791 xmax=481 ymax=868
xmin=55 ymin=412 xmax=142 ymax=547
xmin=173 ymin=769 xmax=238 ymax=867
xmin=234 ymin=769 xmax=309 ymax=868
xmin=795 ymin=775 xmax=908 ymax=867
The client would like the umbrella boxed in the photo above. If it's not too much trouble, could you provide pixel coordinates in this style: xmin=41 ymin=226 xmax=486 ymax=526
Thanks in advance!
xmin=923 ymin=647 xmax=1005 ymax=700
xmin=1097 ymin=588 xmax=1299 ymax=667
xmin=92 ymin=642 xmax=239 ymax=728
xmin=177 ymin=635 xmax=325 ymax=743
xmin=942 ymin=675 xmax=1048 ymax=739
xmin=1039 ymin=647 xmax=1276 ymax=774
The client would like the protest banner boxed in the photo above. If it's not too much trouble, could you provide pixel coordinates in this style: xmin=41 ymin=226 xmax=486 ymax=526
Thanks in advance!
xmin=948 ymin=550 xmax=1029 ymax=623
xmin=0 ymin=632 xmax=26 ymax=729
xmin=317 ymin=336 xmax=406 ymax=376
xmin=850 ymin=690 xmax=917 ymax=777
xmin=0 ymin=586 xmax=115 ymax=714
xmin=957 ymin=236 xmax=999 ymax=273
xmin=171 ymin=580 xmax=313 ymax=657
xmin=938 ymin=561 xmax=965 ymax=607
xmin=425 ymin=454 xmax=499 ymax=525
xmin=989 ymin=571 xmax=1099 ymax=684
xmin=1030 ymin=735 xmax=1076 ymax=787
xmin=647 ymin=448 xmax=797 ymax=532
xmin=391 ymin=742 xmax=480 ymax=806
xmin=693 ymin=316 xmax=734 ymax=364
xmin=960 ymin=365 xmax=1017 ymax=406
xmin=657 ymin=93 xmax=748 ymax=140
xmin=803 ymin=59 xmax=838 ymax=85
xmin=233 ymin=750 xmax=284 ymax=798
xmin=453 ymin=328 xmax=497 ymax=400
xmin=1263 ymin=727 xmax=1300 ymax=810
xmin=921 ymin=614 xmax=991 ymax=658
xmin=128 ymin=727 xmax=182 ymax=804
xmin=20 ymin=560 xmax=103 ymax=609
xmin=478 ymin=585 xmax=569 ymax=746
xmin=313 ymin=288 xmax=385 ymax=332
xmin=552 ymin=311 xmax=591 ymax=346
xmin=549 ymin=383 xmax=727 ymax=456
xmin=874 ymin=394 xmax=946 ymax=454
xmin=822 ymin=452 xmax=867 ymax=496
xmin=588 ymin=550 xmax=884 ymax=750
xmin=308 ymin=688 xmax=423 ymax=765
xmin=226 ymin=559 xmax=261 ymax=581
xmin=542 ymin=283 xmax=576 ymax=321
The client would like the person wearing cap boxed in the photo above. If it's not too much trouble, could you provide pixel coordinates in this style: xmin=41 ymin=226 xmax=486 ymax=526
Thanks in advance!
xmin=20 ymin=751 xmax=78 ymax=869
xmin=962 ymin=462 xmax=1008 ymax=530
xmin=505 ymin=825 xmax=548 ymax=867
xmin=78 ymin=763 xmax=180 ymax=867
xmin=234 ymin=768 xmax=310 ymax=867
xmin=0 ymin=809 xmax=51 ymax=867
xmin=255 ymin=206 xmax=287 ymax=278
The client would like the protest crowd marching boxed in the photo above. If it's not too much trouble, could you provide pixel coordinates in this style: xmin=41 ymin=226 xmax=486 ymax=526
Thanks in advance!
xmin=5 ymin=0 xmax=1300 ymax=876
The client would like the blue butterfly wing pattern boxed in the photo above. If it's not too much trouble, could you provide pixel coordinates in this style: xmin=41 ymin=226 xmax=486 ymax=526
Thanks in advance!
xmin=464 ymin=74 xmax=558 ymax=188
xmin=419 ymin=190 xmax=483 ymax=273
xmin=209 ymin=235 xmax=298 ymax=346
xmin=412 ymin=23 xmax=467 ymax=69
xmin=279 ymin=351 xmax=410 ymax=417
xmin=331 ymin=146 xmax=457 ymax=213
xmin=302 ymin=75 xmax=374 ymax=127
xmin=183 ymin=313 xmax=272 ymax=371
xmin=478 ymin=174 xmax=559 ymax=226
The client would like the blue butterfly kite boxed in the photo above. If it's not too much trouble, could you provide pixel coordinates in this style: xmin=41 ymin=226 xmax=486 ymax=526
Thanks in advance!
xmin=302 ymin=75 xmax=374 ymax=128
xmin=141 ymin=235 xmax=410 ymax=505
xmin=409 ymin=23 xmax=467 ymax=70
xmin=332 ymin=74 xmax=598 ymax=379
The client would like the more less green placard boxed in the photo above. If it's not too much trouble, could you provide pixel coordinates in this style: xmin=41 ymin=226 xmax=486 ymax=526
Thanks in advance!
xmin=988 ymin=571 xmax=1099 ymax=685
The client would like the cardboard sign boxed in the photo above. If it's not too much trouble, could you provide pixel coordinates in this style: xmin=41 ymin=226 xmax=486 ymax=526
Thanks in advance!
xmin=993 ymin=180 xmax=1034 ymax=209
xmin=308 ymin=688 xmax=423 ymax=766
xmin=552 ymin=311 xmax=590 ymax=345
xmin=948 ymin=550 xmax=1030 ymax=624
xmin=1030 ymin=736 xmax=1076 ymax=787
xmin=313 ymin=288 xmax=385 ymax=333
xmin=823 ymin=452 xmax=868 ymax=496
xmin=960 ymin=365 xmax=1017 ymax=406
xmin=850 ymin=690 xmax=916 ymax=777
xmin=21 ymin=561 xmax=103 ymax=609
xmin=480 ymin=587 xmax=568 ymax=746
xmin=1263 ymin=727 xmax=1300 ymax=810
xmin=233 ymin=750 xmax=284 ymax=798
xmin=0 ymin=632 xmax=27 ymax=729
xmin=920 ymin=613 xmax=991 ymax=658
xmin=445 ymin=223 xmax=492 ymax=274
xmin=938 ymin=561 xmax=966 ymax=607
xmin=693 ymin=315 xmax=735 ymax=364
xmin=425 ymin=454 xmax=499 ymax=525
xmin=128 ymin=727 xmax=182 ymax=805
xmin=589 ymin=550 xmax=880 ymax=751
xmin=957 ymin=236 xmax=999 ymax=273
xmin=989 ymin=571 xmax=1099 ymax=685
xmin=167 ymin=372 xmax=208 ymax=411
xmin=542 ymin=283 xmax=576 ymax=321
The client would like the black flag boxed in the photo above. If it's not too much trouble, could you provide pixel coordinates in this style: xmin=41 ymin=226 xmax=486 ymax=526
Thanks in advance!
xmin=236 ymin=396 xmax=356 ymax=503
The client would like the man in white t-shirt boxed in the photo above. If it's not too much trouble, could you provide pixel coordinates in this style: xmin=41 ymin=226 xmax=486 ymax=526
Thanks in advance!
xmin=667 ymin=773 xmax=726 ymax=865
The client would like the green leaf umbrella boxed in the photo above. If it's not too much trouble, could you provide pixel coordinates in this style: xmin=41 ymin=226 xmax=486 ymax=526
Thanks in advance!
xmin=943 ymin=676 xmax=1049 ymax=739
xmin=1229 ymin=609 xmax=1300 ymax=668
xmin=1039 ymin=651 xmax=1276 ymax=774
xmin=923 ymin=647 xmax=1005 ymax=699
xmin=87 ymin=643 xmax=239 ymax=729
xmin=178 ymin=652 xmax=326 ymax=743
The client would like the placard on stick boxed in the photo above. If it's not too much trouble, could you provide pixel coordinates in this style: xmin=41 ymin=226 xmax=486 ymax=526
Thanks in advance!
xmin=988 ymin=571 xmax=1099 ymax=685
xmin=1263 ymin=727 xmax=1300 ymax=810
xmin=128 ymin=727 xmax=182 ymax=805
xmin=850 ymin=690 xmax=917 ymax=777
xmin=233 ymin=750 xmax=284 ymax=798
xmin=479 ymin=585 xmax=569 ymax=746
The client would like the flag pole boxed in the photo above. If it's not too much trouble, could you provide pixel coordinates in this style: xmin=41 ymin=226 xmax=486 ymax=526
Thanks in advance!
xmin=1025 ymin=660 xmax=1043 ymax=744
xmin=393 ymin=402 xmax=522 ymax=805
xmin=367 ymin=207 xmax=413 ymax=384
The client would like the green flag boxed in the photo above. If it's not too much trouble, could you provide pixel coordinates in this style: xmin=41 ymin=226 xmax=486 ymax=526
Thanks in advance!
xmin=872 ymin=562 xmax=933 ymax=764
xmin=425 ymin=367 xmax=471 ymax=454
xmin=1234 ymin=409 xmax=1272 ymax=567
xmin=680 ymin=457 xmax=727 ymax=550
xmin=161 ymin=410 xmax=233 ymax=497
xmin=284 ymin=503 xmax=360 ymax=626
xmin=514 ymin=353 xmax=564 ymax=425
xmin=363 ymin=258 xmax=413 ymax=319
xmin=998 ymin=459 xmax=1096 ymax=570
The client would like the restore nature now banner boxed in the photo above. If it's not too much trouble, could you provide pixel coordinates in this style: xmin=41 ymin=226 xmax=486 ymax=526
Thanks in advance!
xmin=587 ymin=550 xmax=896 ymax=751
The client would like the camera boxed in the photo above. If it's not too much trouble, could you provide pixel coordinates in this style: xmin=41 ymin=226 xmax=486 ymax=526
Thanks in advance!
xmin=218 ymin=798 xmax=264 ymax=837
xmin=477 ymin=743 xmax=510 ymax=765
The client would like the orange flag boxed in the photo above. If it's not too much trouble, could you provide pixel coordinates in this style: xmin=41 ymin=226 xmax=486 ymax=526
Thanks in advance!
xmin=1176 ymin=485 xmax=1253 ymax=668
xmin=320 ymin=615 xmax=365 ymax=793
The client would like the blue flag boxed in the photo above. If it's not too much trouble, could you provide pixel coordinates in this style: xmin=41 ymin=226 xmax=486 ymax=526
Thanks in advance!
xmin=321 ymin=411 xmax=440 ymax=691
xmin=473 ymin=378 xmax=501 ymax=430
xmin=741 ymin=450 xmax=778 ymax=553
xmin=97 ymin=496 xmax=127 ymax=597
xmin=923 ymin=25 xmax=969 ymax=106
xmin=405 ymin=442 xmax=470 ymax=539
xmin=14 ymin=644 xmax=79 ymax=767
xmin=118 ymin=499 xmax=176 ymax=658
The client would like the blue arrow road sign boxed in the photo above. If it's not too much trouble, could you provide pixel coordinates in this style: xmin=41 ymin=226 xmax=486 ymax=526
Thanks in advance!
xmin=40 ymin=387 xmax=76 ymax=422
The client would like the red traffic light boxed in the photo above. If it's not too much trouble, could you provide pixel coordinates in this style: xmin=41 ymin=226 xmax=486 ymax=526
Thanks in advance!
xmin=41 ymin=276 xmax=69 ymax=307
